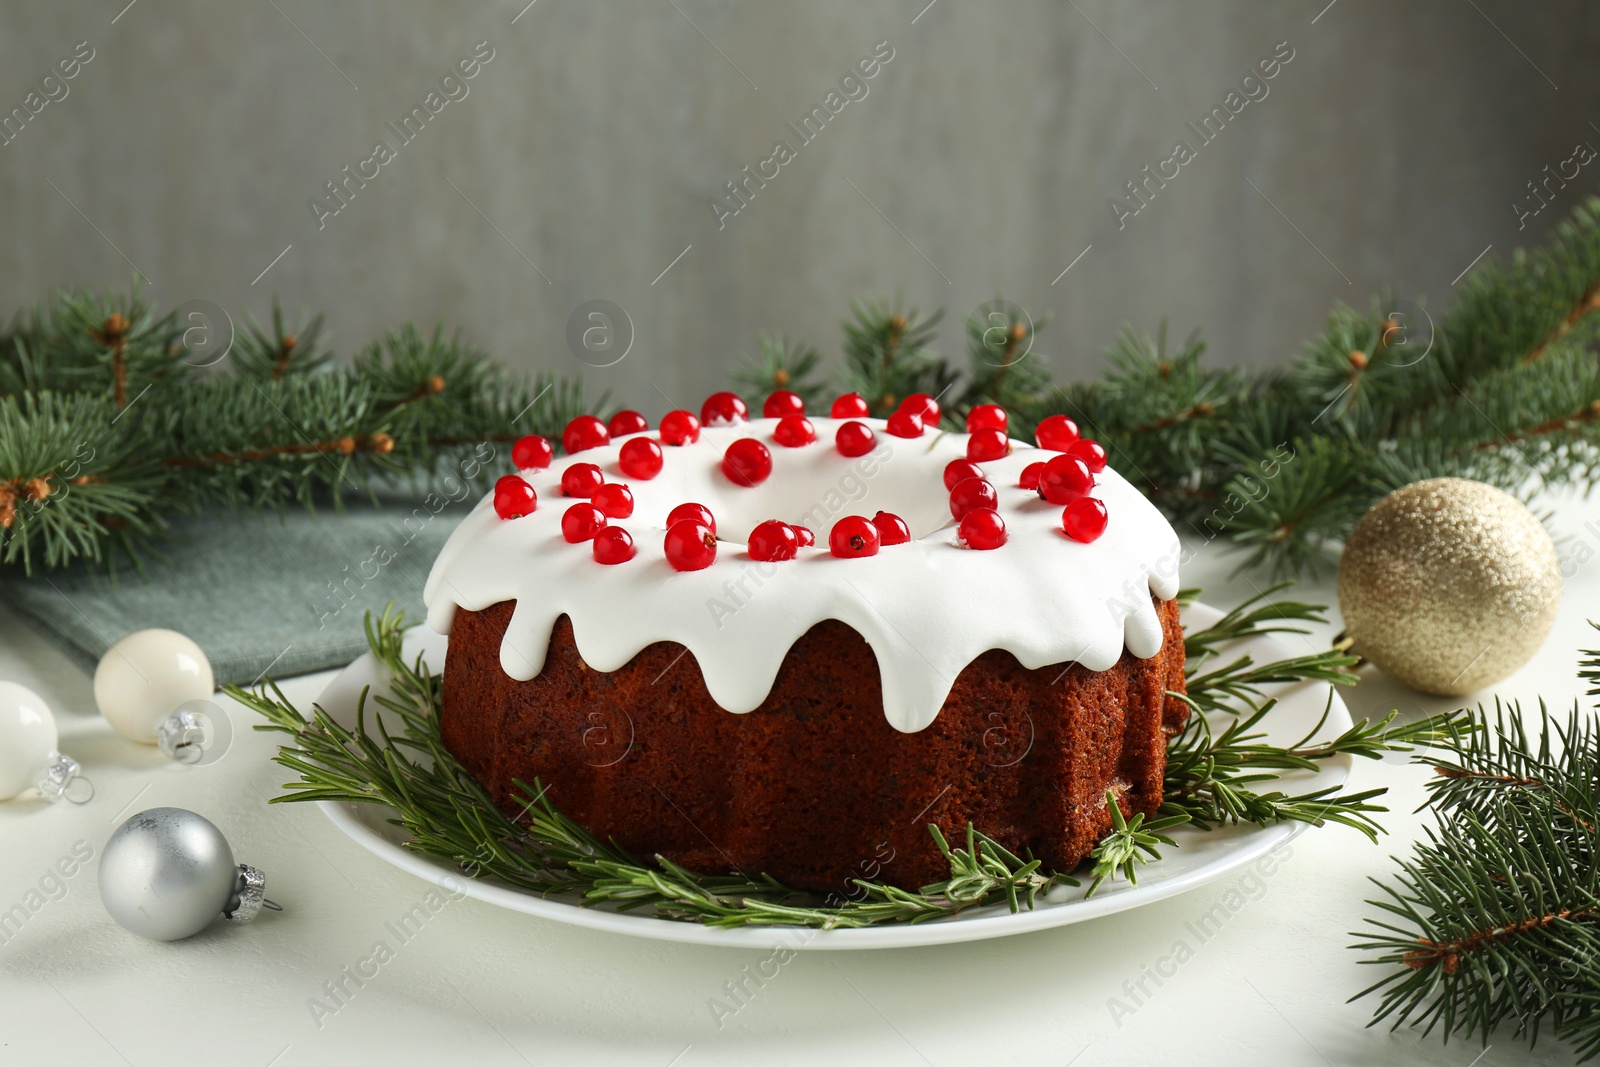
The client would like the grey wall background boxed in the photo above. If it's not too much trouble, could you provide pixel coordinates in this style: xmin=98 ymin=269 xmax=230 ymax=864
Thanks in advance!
xmin=2 ymin=1 xmax=1597 ymax=413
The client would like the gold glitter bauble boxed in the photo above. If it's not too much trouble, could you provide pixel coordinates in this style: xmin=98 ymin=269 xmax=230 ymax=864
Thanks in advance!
xmin=1337 ymin=478 xmax=1561 ymax=696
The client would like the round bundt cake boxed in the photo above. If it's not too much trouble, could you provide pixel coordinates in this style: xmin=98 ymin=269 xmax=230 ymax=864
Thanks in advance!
xmin=425 ymin=393 xmax=1185 ymax=893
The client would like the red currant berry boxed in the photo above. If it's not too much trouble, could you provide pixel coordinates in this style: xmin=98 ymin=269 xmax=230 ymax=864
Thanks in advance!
xmin=1068 ymin=438 xmax=1108 ymax=473
xmin=607 ymin=409 xmax=649 ymax=437
xmin=773 ymin=415 xmax=817 ymax=448
xmin=722 ymin=438 xmax=773 ymax=487
xmin=563 ymin=415 xmax=610 ymax=454
xmin=591 ymin=482 xmax=635 ymax=519
xmin=958 ymin=508 xmax=1007 ymax=550
xmin=562 ymin=503 xmax=607 ymax=543
xmin=900 ymin=392 xmax=940 ymax=426
xmin=790 ymin=524 xmax=815 ymax=547
xmin=492 ymin=475 xmax=536 ymax=519
xmin=701 ymin=391 xmax=748 ymax=427
xmin=593 ymin=525 xmax=636 ymax=565
xmin=561 ymin=462 xmax=604 ymax=498
xmin=829 ymin=515 xmax=880 ymax=558
xmin=836 ymin=421 xmax=877 ymax=457
xmin=659 ymin=410 xmax=701 ymax=446
xmin=944 ymin=459 xmax=985 ymax=490
xmin=949 ymin=476 xmax=998 ymax=520
xmin=967 ymin=428 xmax=1011 ymax=462
xmin=965 ymin=404 xmax=1008 ymax=434
xmin=886 ymin=409 xmax=924 ymax=439
xmin=1035 ymin=414 xmax=1080 ymax=452
xmin=618 ymin=436 xmax=664 ymax=480
xmin=872 ymin=511 xmax=911 ymax=546
xmin=1039 ymin=455 xmax=1094 ymax=505
xmin=664 ymin=520 xmax=717 ymax=571
xmin=1062 ymin=497 xmax=1108 ymax=543
xmin=1019 ymin=461 xmax=1046 ymax=490
xmin=762 ymin=390 xmax=805 ymax=418
xmin=830 ymin=392 xmax=870 ymax=418
xmin=668 ymin=502 xmax=716 ymax=535
xmin=747 ymin=519 xmax=799 ymax=562
xmin=512 ymin=434 xmax=553 ymax=471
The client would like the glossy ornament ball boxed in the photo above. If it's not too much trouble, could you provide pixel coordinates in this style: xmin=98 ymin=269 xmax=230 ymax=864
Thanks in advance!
xmin=1338 ymin=478 xmax=1562 ymax=696
xmin=0 ymin=682 xmax=56 ymax=801
xmin=99 ymin=808 xmax=243 ymax=941
xmin=95 ymin=630 xmax=215 ymax=744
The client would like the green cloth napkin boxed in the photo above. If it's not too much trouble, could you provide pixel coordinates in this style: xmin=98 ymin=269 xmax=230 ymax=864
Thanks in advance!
xmin=3 ymin=493 xmax=468 ymax=685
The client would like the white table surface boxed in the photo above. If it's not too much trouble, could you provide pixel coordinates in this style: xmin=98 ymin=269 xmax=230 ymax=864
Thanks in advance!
xmin=2 ymin=491 xmax=1594 ymax=1067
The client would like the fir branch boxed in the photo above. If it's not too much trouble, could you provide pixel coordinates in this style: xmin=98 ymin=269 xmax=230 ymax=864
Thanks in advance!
xmin=729 ymin=334 xmax=827 ymax=411
xmin=837 ymin=296 xmax=950 ymax=419
xmin=229 ymin=300 xmax=332 ymax=381
xmin=1352 ymin=700 xmax=1600 ymax=1063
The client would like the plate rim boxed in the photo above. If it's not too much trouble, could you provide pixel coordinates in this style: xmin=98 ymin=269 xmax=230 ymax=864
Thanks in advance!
xmin=312 ymin=603 xmax=1350 ymax=950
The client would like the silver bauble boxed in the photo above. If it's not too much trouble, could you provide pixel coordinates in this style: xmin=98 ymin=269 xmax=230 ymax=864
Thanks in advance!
xmin=98 ymin=807 xmax=269 ymax=941
xmin=1337 ymin=478 xmax=1561 ymax=696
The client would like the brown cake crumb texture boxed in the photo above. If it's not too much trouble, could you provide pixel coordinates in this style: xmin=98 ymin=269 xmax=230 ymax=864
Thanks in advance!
xmin=442 ymin=596 xmax=1187 ymax=893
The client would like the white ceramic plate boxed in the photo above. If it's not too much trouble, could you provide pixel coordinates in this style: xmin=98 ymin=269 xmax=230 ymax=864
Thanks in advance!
xmin=314 ymin=603 xmax=1352 ymax=949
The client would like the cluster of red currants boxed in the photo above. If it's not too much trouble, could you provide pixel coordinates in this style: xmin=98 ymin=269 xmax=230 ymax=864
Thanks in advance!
xmin=491 ymin=394 xmax=1113 ymax=570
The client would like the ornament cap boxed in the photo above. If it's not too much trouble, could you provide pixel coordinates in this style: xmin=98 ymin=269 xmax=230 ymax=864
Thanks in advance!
xmin=223 ymin=864 xmax=271 ymax=925
xmin=38 ymin=750 xmax=93 ymax=804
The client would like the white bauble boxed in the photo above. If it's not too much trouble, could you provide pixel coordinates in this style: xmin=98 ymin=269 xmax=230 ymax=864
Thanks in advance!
xmin=94 ymin=630 xmax=215 ymax=744
xmin=0 ymin=682 xmax=58 ymax=800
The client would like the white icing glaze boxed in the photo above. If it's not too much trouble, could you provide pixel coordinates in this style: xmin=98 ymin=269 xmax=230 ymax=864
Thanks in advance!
xmin=423 ymin=417 xmax=1181 ymax=733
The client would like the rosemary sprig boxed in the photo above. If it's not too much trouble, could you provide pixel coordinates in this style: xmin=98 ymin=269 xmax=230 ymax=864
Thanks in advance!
xmin=235 ymin=590 xmax=1432 ymax=928
xmin=1087 ymin=791 xmax=1189 ymax=895
xmin=1161 ymin=692 xmax=1464 ymax=838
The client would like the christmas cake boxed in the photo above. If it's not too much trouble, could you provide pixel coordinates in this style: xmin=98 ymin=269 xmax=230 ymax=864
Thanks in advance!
xmin=425 ymin=393 xmax=1186 ymax=892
